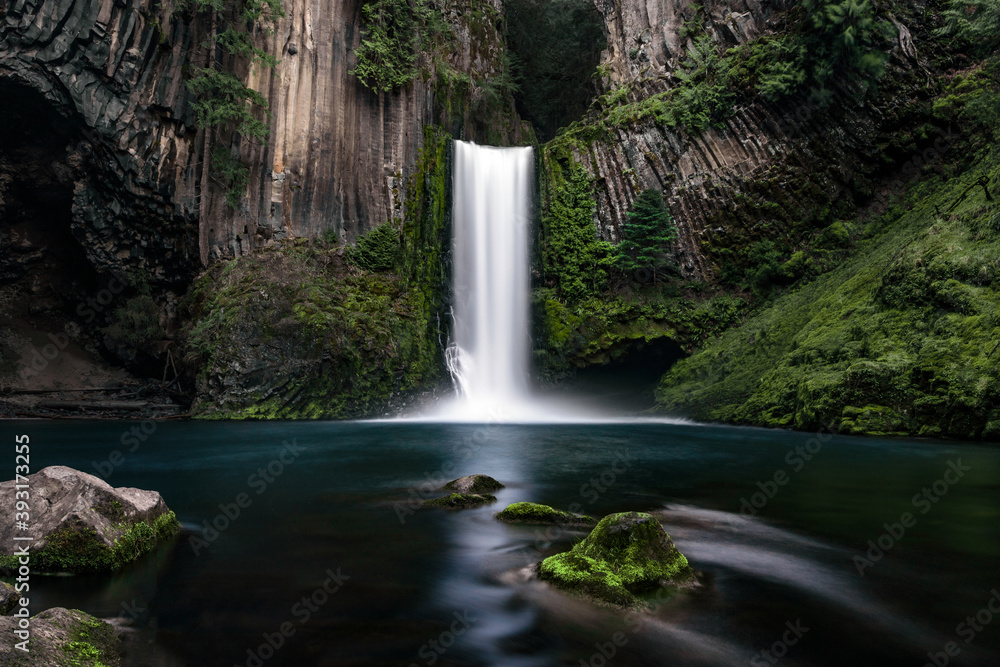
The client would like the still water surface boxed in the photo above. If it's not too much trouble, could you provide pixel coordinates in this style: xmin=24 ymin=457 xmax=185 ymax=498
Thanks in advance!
xmin=2 ymin=420 xmax=998 ymax=666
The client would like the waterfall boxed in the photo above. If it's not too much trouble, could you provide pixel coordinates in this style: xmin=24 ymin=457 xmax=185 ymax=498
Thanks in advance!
xmin=445 ymin=141 xmax=534 ymax=419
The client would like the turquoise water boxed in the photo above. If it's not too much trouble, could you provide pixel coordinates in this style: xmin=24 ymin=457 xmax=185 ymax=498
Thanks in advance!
xmin=2 ymin=420 xmax=998 ymax=666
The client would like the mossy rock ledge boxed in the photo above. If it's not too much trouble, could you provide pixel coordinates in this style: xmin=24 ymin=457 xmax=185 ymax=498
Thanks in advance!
xmin=0 ymin=466 xmax=180 ymax=575
xmin=496 ymin=502 xmax=596 ymax=526
xmin=0 ymin=607 xmax=121 ymax=666
xmin=443 ymin=474 xmax=505 ymax=494
xmin=538 ymin=512 xmax=695 ymax=608
xmin=422 ymin=493 xmax=498 ymax=509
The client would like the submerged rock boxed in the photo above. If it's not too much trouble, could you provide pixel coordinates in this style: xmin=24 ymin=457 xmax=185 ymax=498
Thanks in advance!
xmin=538 ymin=511 xmax=694 ymax=608
xmin=422 ymin=493 xmax=498 ymax=509
xmin=0 ymin=607 xmax=121 ymax=666
xmin=0 ymin=466 xmax=179 ymax=575
xmin=496 ymin=502 xmax=595 ymax=526
xmin=443 ymin=474 xmax=505 ymax=494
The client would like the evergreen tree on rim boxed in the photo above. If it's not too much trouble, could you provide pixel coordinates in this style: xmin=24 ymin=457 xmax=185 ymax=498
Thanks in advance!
xmin=614 ymin=188 xmax=678 ymax=283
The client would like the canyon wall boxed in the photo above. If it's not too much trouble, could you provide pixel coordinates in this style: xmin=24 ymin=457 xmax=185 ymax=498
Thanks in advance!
xmin=569 ymin=0 xmax=925 ymax=281
xmin=0 ymin=0 xmax=519 ymax=285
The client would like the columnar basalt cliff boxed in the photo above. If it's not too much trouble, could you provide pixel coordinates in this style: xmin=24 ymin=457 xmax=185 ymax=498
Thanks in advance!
xmin=549 ymin=0 xmax=927 ymax=281
xmin=0 ymin=0 xmax=203 ymax=283
xmin=0 ymin=0 xmax=520 ymax=280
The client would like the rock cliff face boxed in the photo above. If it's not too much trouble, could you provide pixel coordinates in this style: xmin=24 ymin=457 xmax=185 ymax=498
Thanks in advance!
xmin=0 ymin=0 xmax=521 ymax=407
xmin=0 ymin=0 xmax=203 ymax=284
xmin=0 ymin=0 xmax=520 ymax=285
xmin=565 ymin=0 xmax=925 ymax=281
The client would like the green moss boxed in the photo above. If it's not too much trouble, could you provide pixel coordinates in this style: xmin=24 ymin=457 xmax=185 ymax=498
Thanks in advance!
xmin=657 ymin=147 xmax=1000 ymax=440
xmin=58 ymin=610 xmax=119 ymax=667
xmin=538 ymin=512 xmax=692 ymax=608
xmin=532 ymin=288 xmax=746 ymax=378
xmin=495 ymin=502 xmax=595 ymax=525
xmin=539 ymin=140 xmax=615 ymax=302
xmin=0 ymin=512 xmax=179 ymax=575
xmin=185 ymin=237 xmax=444 ymax=420
xmin=422 ymin=493 xmax=497 ymax=509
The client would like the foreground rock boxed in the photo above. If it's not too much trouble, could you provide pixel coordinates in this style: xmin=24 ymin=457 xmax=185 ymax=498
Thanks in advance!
xmin=0 ymin=467 xmax=179 ymax=574
xmin=422 ymin=493 xmax=498 ymax=510
xmin=538 ymin=512 xmax=695 ymax=608
xmin=0 ymin=581 xmax=16 ymax=615
xmin=496 ymin=502 xmax=596 ymax=526
xmin=443 ymin=475 xmax=505 ymax=494
xmin=0 ymin=607 xmax=121 ymax=666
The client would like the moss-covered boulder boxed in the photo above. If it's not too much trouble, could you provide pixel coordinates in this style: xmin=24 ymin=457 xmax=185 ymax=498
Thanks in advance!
xmin=422 ymin=493 xmax=497 ymax=509
xmin=0 ymin=607 xmax=121 ymax=666
xmin=538 ymin=512 xmax=694 ymax=608
xmin=443 ymin=474 xmax=505 ymax=494
xmin=0 ymin=466 xmax=180 ymax=575
xmin=495 ymin=502 xmax=595 ymax=526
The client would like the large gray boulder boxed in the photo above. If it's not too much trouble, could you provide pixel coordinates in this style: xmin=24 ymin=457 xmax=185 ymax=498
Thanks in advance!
xmin=0 ymin=607 xmax=121 ymax=666
xmin=0 ymin=466 xmax=179 ymax=574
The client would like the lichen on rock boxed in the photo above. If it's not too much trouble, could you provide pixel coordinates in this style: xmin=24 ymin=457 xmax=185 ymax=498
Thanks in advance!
xmin=538 ymin=511 xmax=694 ymax=608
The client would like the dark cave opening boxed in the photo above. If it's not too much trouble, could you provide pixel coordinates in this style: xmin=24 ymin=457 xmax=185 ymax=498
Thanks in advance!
xmin=0 ymin=80 xmax=100 ymax=315
xmin=566 ymin=337 xmax=687 ymax=412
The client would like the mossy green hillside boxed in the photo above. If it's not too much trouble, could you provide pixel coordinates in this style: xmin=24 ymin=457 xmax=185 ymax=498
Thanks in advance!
xmin=656 ymin=150 xmax=1000 ymax=440
xmin=533 ymin=287 xmax=748 ymax=376
xmin=495 ymin=502 xmax=595 ymax=525
xmin=538 ymin=511 xmax=692 ymax=608
xmin=0 ymin=512 xmax=179 ymax=575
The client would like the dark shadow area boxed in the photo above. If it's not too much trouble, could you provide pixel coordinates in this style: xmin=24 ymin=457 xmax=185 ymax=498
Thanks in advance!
xmin=505 ymin=0 xmax=606 ymax=141
xmin=0 ymin=80 xmax=97 ymax=303
xmin=567 ymin=337 xmax=686 ymax=412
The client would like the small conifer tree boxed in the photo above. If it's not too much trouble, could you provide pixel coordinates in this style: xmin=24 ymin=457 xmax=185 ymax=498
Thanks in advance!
xmin=614 ymin=188 xmax=677 ymax=283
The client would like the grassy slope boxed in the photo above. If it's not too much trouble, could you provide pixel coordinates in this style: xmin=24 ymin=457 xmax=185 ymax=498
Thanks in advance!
xmin=656 ymin=152 xmax=1000 ymax=440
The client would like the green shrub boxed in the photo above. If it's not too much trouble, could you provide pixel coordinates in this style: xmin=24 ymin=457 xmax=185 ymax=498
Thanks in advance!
xmin=939 ymin=0 xmax=1000 ymax=54
xmin=541 ymin=147 xmax=615 ymax=302
xmin=352 ymin=0 xmax=450 ymax=92
xmin=345 ymin=223 xmax=401 ymax=272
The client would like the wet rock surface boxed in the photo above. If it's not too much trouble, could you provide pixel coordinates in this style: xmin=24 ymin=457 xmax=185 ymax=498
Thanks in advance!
xmin=0 ymin=466 xmax=179 ymax=574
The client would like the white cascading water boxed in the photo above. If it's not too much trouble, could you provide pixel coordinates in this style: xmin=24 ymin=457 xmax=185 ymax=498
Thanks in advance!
xmin=413 ymin=140 xmax=680 ymax=424
xmin=444 ymin=141 xmax=534 ymax=419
